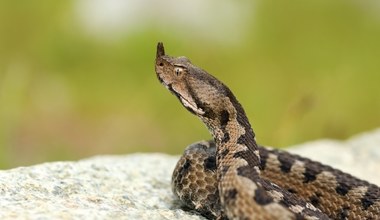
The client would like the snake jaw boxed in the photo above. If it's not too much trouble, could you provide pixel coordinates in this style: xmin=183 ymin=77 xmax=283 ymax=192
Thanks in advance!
xmin=179 ymin=95 xmax=205 ymax=115
xmin=168 ymin=82 xmax=205 ymax=116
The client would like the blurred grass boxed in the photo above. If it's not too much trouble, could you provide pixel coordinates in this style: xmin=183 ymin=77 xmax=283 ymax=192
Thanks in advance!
xmin=0 ymin=1 xmax=379 ymax=169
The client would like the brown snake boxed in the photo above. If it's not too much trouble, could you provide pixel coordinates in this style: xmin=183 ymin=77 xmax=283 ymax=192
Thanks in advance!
xmin=154 ymin=42 xmax=380 ymax=220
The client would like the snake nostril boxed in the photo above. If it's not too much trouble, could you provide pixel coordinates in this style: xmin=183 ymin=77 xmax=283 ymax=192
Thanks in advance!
xmin=159 ymin=62 xmax=164 ymax=66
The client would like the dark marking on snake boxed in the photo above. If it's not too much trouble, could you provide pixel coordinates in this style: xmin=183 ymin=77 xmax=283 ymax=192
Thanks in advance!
xmin=234 ymin=150 xmax=261 ymax=183
xmin=220 ymin=110 xmax=229 ymax=128
xmin=204 ymin=156 xmax=217 ymax=172
xmin=309 ymin=195 xmax=320 ymax=207
xmin=226 ymin=189 xmax=238 ymax=200
xmin=221 ymin=133 xmax=230 ymax=144
xmin=287 ymin=188 xmax=297 ymax=194
xmin=254 ymin=188 xmax=273 ymax=205
xmin=361 ymin=197 xmax=374 ymax=210
xmin=258 ymin=147 xmax=269 ymax=170
xmin=278 ymin=153 xmax=295 ymax=173
xmin=336 ymin=183 xmax=350 ymax=196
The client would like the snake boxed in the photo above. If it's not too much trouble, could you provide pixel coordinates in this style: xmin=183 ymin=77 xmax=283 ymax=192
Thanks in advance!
xmin=154 ymin=42 xmax=380 ymax=220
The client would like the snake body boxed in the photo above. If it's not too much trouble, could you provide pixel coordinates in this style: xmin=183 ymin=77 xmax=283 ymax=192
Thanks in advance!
xmin=155 ymin=42 xmax=380 ymax=219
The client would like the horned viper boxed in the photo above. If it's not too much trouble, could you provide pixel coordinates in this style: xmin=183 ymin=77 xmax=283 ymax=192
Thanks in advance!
xmin=154 ymin=42 xmax=380 ymax=220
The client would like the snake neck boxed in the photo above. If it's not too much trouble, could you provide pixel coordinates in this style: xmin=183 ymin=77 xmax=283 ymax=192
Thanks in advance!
xmin=199 ymin=93 xmax=262 ymax=176
xmin=200 ymin=94 xmax=266 ymax=219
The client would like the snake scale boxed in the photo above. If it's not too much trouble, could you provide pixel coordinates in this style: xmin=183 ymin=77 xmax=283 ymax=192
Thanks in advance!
xmin=154 ymin=42 xmax=380 ymax=220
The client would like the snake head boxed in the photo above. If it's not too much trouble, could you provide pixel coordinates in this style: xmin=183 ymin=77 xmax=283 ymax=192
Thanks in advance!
xmin=155 ymin=42 xmax=206 ymax=116
xmin=155 ymin=42 xmax=240 ymax=124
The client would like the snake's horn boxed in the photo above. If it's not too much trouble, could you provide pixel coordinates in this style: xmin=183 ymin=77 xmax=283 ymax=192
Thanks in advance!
xmin=156 ymin=42 xmax=165 ymax=58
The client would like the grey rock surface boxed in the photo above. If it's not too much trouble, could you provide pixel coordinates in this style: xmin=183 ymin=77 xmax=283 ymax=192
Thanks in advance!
xmin=0 ymin=128 xmax=380 ymax=220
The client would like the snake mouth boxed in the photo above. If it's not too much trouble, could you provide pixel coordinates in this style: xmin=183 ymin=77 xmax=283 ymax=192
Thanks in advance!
xmin=179 ymin=95 xmax=205 ymax=115
xmin=164 ymin=83 xmax=204 ymax=115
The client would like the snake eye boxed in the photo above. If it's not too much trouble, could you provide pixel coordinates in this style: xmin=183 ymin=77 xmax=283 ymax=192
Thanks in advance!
xmin=174 ymin=67 xmax=183 ymax=76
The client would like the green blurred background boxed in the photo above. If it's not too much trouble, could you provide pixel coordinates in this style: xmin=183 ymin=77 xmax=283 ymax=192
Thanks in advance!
xmin=0 ymin=0 xmax=379 ymax=169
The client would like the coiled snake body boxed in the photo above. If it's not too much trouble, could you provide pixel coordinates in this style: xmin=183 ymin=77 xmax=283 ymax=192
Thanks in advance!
xmin=155 ymin=42 xmax=380 ymax=220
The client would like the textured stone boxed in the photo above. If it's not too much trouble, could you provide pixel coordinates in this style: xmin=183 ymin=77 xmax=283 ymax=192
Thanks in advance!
xmin=0 ymin=129 xmax=380 ymax=219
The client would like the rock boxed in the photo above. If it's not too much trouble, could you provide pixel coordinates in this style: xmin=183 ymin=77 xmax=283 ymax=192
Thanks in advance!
xmin=0 ymin=154 xmax=199 ymax=220
xmin=0 ymin=129 xmax=380 ymax=219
